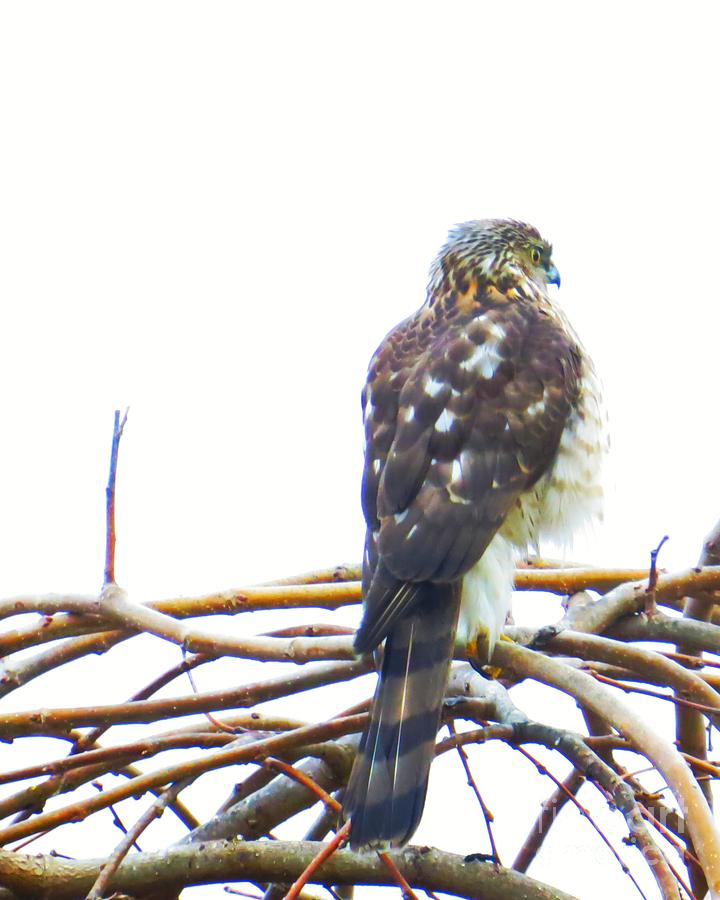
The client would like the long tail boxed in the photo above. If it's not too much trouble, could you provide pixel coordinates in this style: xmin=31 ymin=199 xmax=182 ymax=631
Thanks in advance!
xmin=345 ymin=583 xmax=460 ymax=849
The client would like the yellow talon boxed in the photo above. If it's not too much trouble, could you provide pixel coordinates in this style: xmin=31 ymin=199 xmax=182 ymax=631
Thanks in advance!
xmin=466 ymin=632 xmax=516 ymax=679
xmin=487 ymin=634 xmax=517 ymax=677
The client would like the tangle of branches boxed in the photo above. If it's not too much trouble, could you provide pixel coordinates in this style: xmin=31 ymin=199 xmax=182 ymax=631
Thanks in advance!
xmin=0 ymin=413 xmax=718 ymax=900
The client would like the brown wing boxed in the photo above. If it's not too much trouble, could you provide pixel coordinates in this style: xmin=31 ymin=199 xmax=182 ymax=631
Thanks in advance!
xmin=358 ymin=297 xmax=580 ymax=646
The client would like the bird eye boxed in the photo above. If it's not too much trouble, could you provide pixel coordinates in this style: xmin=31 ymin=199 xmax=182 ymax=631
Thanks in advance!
xmin=530 ymin=247 xmax=541 ymax=265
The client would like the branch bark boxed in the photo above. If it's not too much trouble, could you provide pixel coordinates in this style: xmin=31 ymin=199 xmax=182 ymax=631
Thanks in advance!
xmin=0 ymin=840 xmax=579 ymax=900
xmin=491 ymin=641 xmax=720 ymax=899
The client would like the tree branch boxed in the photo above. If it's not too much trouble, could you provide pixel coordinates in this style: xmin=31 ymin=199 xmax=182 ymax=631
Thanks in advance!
xmin=0 ymin=840 xmax=579 ymax=900
xmin=491 ymin=642 xmax=720 ymax=898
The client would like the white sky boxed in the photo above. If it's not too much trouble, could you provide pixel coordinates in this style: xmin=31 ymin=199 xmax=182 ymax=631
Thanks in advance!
xmin=1 ymin=3 xmax=719 ymax=899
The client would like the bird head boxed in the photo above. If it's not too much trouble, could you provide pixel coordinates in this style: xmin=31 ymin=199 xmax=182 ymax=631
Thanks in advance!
xmin=433 ymin=219 xmax=561 ymax=294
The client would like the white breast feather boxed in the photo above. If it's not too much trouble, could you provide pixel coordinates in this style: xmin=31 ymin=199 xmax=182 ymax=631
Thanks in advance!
xmin=457 ymin=532 xmax=516 ymax=661
xmin=459 ymin=359 xmax=605 ymax=663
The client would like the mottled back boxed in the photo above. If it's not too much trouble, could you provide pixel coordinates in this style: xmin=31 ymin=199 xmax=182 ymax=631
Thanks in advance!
xmin=358 ymin=220 xmax=580 ymax=649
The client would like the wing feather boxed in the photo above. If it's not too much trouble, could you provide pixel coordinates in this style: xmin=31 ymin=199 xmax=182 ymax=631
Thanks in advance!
xmin=358 ymin=296 xmax=580 ymax=646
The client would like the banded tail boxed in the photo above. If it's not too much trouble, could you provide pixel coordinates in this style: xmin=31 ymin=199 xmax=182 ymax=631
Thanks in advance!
xmin=345 ymin=582 xmax=461 ymax=849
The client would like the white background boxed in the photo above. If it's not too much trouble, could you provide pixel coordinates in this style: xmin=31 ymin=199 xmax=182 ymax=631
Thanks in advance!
xmin=0 ymin=3 xmax=719 ymax=898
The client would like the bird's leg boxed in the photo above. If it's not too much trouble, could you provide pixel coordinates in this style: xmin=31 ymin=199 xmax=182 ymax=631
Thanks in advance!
xmin=466 ymin=633 xmax=515 ymax=680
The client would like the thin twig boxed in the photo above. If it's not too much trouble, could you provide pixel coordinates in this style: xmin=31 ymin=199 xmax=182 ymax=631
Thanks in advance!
xmin=263 ymin=758 xmax=342 ymax=814
xmin=646 ymin=535 xmax=669 ymax=616
xmin=378 ymin=851 xmax=421 ymax=900
xmin=104 ymin=408 xmax=128 ymax=586
xmin=94 ymin=782 xmax=143 ymax=854
xmin=590 ymin=672 xmax=719 ymax=717
xmin=491 ymin=643 xmax=705 ymax=898
xmin=0 ymin=659 xmax=369 ymax=740
xmin=638 ymin=802 xmax=701 ymax=872
xmin=649 ymin=537 xmax=670 ymax=594
xmin=284 ymin=821 xmax=351 ymax=900
xmin=512 ymin=747 xmax=648 ymax=900
xmin=675 ymin=519 xmax=720 ymax=899
xmin=513 ymin=769 xmax=584 ymax=873
xmin=0 ymin=715 xmax=367 ymax=845
xmin=86 ymin=779 xmax=189 ymax=899
xmin=446 ymin=720 xmax=500 ymax=864
xmin=0 ymin=732 xmax=234 ymax=786
xmin=182 ymin=648 xmax=247 ymax=734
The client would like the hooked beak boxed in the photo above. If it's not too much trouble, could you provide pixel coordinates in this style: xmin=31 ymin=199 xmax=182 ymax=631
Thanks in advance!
xmin=546 ymin=263 xmax=561 ymax=288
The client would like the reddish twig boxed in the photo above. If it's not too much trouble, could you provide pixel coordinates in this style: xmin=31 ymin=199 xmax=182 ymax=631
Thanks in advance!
xmin=662 ymin=650 xmax=708 ymax=669
xmin=513 ymin=746 xmax=648 ymax=900
xmin=639 ymin=802 xmax=702 ymax=872
xmin=0 ymin=715 xmax=367 ymax=845
xmin=263 ymin=758 xmax=342 ymax=814
xmin=0 ymin=660 xmax=369 ymax=740
xmin=182 ymin=650 xmax=249 ymax=734
xmin=104 ymin=408 xmax=128 ymax=586
xmin=590 ymin=672 xmax=719 ymax=717
xmin=284 ymin=820 xmax=351 ymax=900
xmin=513 ymin=769 xmax=585 ymax=873
xmin=447 ymin=720 xmax=500 ymax=864
xmin=377 ymin=850 xmax=421 ymax=900
xmin=9 ymin=830 xmax=51 ymax=852
xmin=660 ymin=859 xmax=697 ymax=900
xmin=0 ymin=732 xmax=233 ymax=786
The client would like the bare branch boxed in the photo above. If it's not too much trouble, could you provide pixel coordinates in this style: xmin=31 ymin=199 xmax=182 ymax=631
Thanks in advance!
xmin=104 ymin=408 xmax=129 ymax=586
xmin=86 ymin=779 xmax=188 ymax=900
xmin=0 ymin=715 xmax=366 ymax=846
xmin=674 ymin=518 xmax=720 ymax=899
xmin=491 ymin=642 xmax=720 ymax=896
xmin=0 ymin=840 xmax=579 ymax=900
xmin=180 ymin=736 xmax=358 ymax=845
xmin=95 ymin=582 xmax=357 ymax=662
xmin=512 ymin=769 xmax=584 ymax=873
xmin=0 ymin=659 xmax=369 ymax=740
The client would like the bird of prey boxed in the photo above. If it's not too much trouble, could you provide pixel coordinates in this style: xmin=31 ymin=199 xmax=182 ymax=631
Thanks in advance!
xmin=344 ymin=219 xmax=604 ymax=849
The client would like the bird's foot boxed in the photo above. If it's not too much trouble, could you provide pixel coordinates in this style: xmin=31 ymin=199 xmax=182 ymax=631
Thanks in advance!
xmin=467 ymin=633 xmax=515 ymax=679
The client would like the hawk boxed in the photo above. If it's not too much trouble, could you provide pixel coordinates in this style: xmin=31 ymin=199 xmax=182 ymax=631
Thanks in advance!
xmin=344 ymin=219 xmax=604 ymax=849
